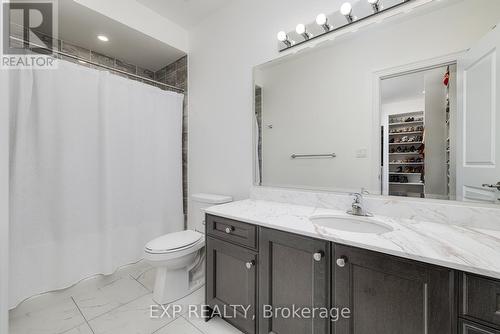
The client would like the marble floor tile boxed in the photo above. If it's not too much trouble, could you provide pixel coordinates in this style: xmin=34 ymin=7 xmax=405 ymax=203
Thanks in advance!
xmin=154 ymin=316 xmax=202 ymax=334
xmin=117 ymin=260 xmax=153 ymax=280
xmin=62 ymin=323 xmax=94 ymax=334
xmin=136 ymin=267 xmax=156 ymax=292
xmin=72 ymin=275 xmax=150 ymax=320
xmin=88 ymin=294 xmax=176 ymax=334
xmin=185 ymin=315 xmax=244 ymax=334
xmin=166 ymin=285 xmax=205 ymax=315
xmin=9 ymin=297 xmax=86 ymax=334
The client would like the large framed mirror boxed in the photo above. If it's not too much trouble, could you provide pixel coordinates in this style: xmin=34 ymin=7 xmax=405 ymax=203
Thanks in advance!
xmin=253 ymin=0 xmax=500 ymax=204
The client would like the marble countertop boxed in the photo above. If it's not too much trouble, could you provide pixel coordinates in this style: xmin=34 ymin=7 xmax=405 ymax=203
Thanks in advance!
xmin=205 ymin=199 xmax=500 ymax=279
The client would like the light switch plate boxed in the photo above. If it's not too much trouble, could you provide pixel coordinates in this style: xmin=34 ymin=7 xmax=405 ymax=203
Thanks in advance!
xmin=356 ymin=149 xmax=368 ymax=158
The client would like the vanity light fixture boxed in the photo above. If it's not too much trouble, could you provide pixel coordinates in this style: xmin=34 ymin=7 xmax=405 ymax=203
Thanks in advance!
xmin=368 ymin=0 xmax=380 ymax=13
xmin=276 ymin=0 xmax=413 ymax=52
xmin=277 ymin=31 xmax=294 ymax=47
xmin=340 ymin=2 xmax=354 ymax=23
xmin=296 ymin=24 xmax=312 ymax=40
xmin=316 ymin=13 xmax=332 ymax=32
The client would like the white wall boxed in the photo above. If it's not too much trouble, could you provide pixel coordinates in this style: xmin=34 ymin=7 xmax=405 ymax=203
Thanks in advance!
xmin=187 ymin=0 xmax=345 ymax=223
xmin=74 ymin=0 xmax=189 ymax=52
xmin=0 ymin=3 xmax=9 ymax=333
xmin=187 ymin=0 xmax=500 ymax=223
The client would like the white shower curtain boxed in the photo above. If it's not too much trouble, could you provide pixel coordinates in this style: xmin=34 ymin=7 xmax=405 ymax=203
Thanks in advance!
xmin=8 ymin=60 xmax=184 ymax=309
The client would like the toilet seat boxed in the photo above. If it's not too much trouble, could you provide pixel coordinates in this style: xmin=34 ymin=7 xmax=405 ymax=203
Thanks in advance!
xmin=145 ymin=230 xmax=203 ymax=254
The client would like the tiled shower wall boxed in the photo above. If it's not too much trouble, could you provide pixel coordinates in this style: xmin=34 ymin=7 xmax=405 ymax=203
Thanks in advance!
xmin=58 ymin=40 xmax=157 ymax=83
xmin=154 ymin=57 xmax=189 ymax=219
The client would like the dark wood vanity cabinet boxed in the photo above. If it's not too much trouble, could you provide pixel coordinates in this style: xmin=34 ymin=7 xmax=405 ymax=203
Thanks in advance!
xmin=459 ymin=273 xmax=500 ymax=333
xmin=332 ymin=244 xmax=456 ymax=334
xmin=460 ymin=320 xmax=500 ymax=334
xmin=206 ymin=215 xmax=258 ymax=334
xmin=206 ymin=215 xmax=500 ymax=334
xmin=206 ymin=237 xmax=257 ymax=334
xmin=259 ymin=228 xmax=331 ymax=334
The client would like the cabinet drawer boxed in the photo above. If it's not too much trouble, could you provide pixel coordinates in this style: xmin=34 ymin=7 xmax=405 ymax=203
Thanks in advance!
xmin=460 ymin=320 xmax=500 ymax=334
xmin=206 ymin=214 xmax=257 ymax=249
xmin=460 ymin=273 xmax=500 ymax=328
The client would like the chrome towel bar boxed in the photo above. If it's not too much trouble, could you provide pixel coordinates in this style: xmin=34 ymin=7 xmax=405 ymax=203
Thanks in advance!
xmin=291 ymin=153 xmax=336 ymax=159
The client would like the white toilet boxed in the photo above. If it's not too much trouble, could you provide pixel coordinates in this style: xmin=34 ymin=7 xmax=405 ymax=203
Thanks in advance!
xmin=144 ymin=193 xmax=232 ymax=305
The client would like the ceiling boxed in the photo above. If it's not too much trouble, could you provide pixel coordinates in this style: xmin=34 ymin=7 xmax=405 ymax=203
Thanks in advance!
xmin=381 ymin=71 xmax=427 ymax=104
xmin=57 ymin=0 xmax=186 ymax=71
xmin=136 ymin=0 xmax=233 ymax=29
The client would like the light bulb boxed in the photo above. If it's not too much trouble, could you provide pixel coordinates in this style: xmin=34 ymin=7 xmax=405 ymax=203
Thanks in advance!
xmin=316 ymin=13 xmax=327 ymax=26
xmin=340 ymin=2 xmax=352 ymax=16
xmin=316 ymin=13 xmax=332 ymax=32
xmin=277 ymin=31 xmax=294 ymax=48
xmin=296 ymin=24 xmax=306 ymax=35
xmin=277 ymin=31 xmax=287 ymax=42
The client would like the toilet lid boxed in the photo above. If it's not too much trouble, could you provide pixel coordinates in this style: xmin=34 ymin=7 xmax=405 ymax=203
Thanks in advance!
xmin=145 ymin=230 xmax=203 ymax=254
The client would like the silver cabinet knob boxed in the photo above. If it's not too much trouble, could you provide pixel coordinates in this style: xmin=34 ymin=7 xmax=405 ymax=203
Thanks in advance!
xmin=313 ymin=252 xmax=324 ymax=262
xmin=245 ymin=260 xmax=255 ymax=269
xmin=336 ymin=256 xmax=348 ymax=267
xmin=225 ymin=227 xmax=233 ymax=234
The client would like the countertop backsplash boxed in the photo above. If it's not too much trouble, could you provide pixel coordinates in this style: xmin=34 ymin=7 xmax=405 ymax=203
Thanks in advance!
xmin=250 ymin=186 xmax=500 ymax=231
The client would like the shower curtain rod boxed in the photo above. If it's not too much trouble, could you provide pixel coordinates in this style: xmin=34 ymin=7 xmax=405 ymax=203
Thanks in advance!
xmin=9 ymin=36 xmax=185 ymax=93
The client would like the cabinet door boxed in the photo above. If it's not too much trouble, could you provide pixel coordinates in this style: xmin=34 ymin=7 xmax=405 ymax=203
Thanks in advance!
xmin=206 ymin=236 xmax=257 ymax=334
xmin=460 ymin=320 xmax=500 ymax=334
xmin=333 ymin=244 xmax=455 ymax=334
xmin=259 ymin=228 xmax=330 ymax=334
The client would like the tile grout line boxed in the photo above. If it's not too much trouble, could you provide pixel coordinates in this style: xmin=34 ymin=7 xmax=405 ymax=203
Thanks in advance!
xmin=128 ymin=272 xmax=152 ymax=293
xmin=70 ymin=296 xmax=96 ymax=334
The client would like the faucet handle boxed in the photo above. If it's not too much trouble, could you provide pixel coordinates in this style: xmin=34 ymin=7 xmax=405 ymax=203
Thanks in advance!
xmin=349 ymin=192 xmax=362 ymax=202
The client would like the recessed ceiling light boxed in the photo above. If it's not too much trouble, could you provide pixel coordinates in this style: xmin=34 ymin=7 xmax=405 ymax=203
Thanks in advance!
xmin=97 ymin=35 xmax=109 ymax=42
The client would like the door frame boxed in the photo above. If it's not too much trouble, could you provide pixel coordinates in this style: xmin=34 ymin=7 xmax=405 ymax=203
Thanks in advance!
xmin=371 ymin=51 xmax=465 ymax=197
xmin=0 ymin=1 xmax=10 ymax=331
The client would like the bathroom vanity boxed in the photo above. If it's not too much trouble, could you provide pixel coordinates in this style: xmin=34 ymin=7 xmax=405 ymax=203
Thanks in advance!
xmin=204 ymin=200 xmax=500 ymax=334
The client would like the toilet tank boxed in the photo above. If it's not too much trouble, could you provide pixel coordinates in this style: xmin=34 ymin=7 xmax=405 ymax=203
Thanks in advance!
xmin=190 ymin=193 xmax=233 ymax=233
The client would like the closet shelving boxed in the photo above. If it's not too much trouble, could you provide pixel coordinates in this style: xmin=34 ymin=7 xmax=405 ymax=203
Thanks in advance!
xmin=387 ymin=111 xmax=425 ymax=197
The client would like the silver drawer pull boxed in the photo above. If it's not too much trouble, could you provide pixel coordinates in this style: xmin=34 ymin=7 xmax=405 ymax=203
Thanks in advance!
xmin=336 ymin=256 xmax=348 ymax=267
xmin=245 ymin=260 xmax=255 ymax=269
xmin=225 ymin=226 xmax=234 ymax=234
xmin=313 ymin=252 xmax=324 ymax=262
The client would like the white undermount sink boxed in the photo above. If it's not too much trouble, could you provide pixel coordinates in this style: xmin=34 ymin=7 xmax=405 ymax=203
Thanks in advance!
xmin=310 ymin=214 xmax=393 ymax=234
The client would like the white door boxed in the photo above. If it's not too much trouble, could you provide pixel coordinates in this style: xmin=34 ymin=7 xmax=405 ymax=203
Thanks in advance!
xmin=457 ymin=24 xmax=500 ymax=203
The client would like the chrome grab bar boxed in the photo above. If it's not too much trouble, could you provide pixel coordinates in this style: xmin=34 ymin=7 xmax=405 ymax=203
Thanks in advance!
xmin=291 ymin=153 xmax=336 ymax=159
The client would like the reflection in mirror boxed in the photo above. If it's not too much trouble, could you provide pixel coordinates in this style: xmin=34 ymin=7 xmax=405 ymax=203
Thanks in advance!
xmin=381 ymin=66 xmax=456 ymax=200
xmin=253 ymin=0 xmax=500 ymax=203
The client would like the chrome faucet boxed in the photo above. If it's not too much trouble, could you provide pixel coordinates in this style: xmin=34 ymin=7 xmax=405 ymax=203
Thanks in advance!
xmin=347 ymin=190 xmax=372 ymax=217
